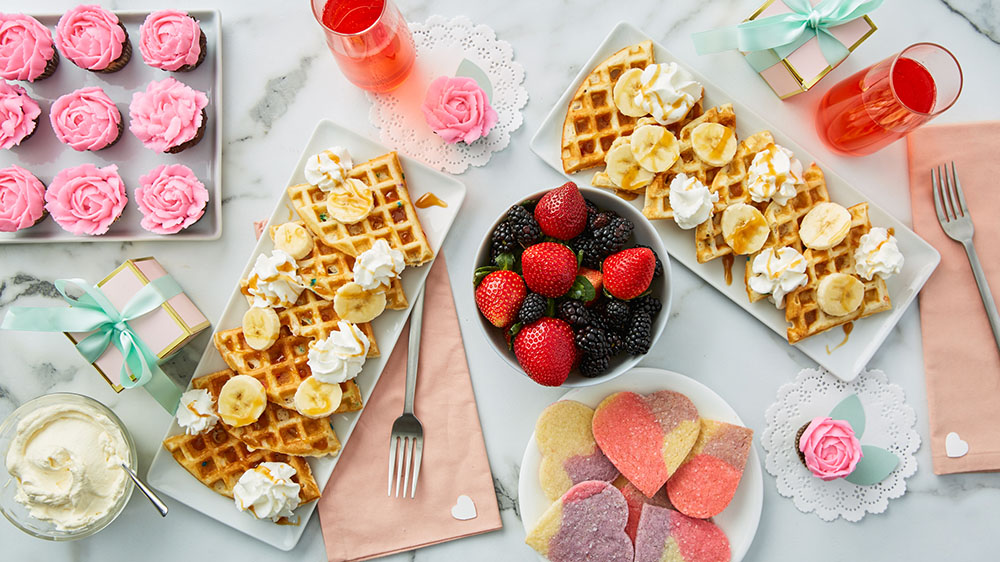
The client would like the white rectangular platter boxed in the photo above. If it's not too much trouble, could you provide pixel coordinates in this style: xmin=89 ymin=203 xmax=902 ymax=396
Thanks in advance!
xmin=147 ymin=119 xmax=466 ymax=550
xmin=530 ymin=22 xmax=940 ymax=382
xmin=0 ymin=9 xmax=223 ymax=242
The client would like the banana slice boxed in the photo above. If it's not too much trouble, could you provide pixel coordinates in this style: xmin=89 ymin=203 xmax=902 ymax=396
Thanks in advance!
xmin=334 ymin=281 xmax=387 ymax=323
xmin=691 ymin=122 xmax=738 ymax=167
xmin=604 ymin=140 xmax=654 ymax=191
xmin=800 ymin=202 xmax=852 ymax=250
xmin=721 ymin=203 xmax=769 ymax=255
xmin=218 ymin=375 xmax=267 ymax=427
xmin=630 ymin=125 xmax=679 ymax=173
xmin=293 ymin=377 xmax=343 ymax=419
xmin=817 ymin=273 xmax=865 ymax=316
xmin=273 ymin=223 xmax=314 ymax=260
xmin=612 ymin=68 xmax=646 ymax=117
xmin=242 ymin=307 xmax=281 ymax=351
xmin=327 ymin=178 xmax=374 ymax=224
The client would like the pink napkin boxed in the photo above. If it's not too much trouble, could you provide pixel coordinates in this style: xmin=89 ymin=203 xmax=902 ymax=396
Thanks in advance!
xmin=318 ymin=258 xmax=502 ymax=560
xmin=907 ymin=122 xmax=1000 ymax=475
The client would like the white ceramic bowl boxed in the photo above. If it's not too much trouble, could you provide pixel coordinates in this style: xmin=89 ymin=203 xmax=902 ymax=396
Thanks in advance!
xmin=472 ymin=186 xmax=671 ymax=387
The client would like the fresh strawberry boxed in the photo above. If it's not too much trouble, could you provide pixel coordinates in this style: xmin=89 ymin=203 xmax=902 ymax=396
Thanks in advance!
xmin=521 ymin=242 xmax=578 ymax=298
xmin=577 ymin=267 xmax=603 ymax=305
xmin=475 ymin=270 xmax=526 ymax=327
xmin=602 ymin=247 xmax=656 ymax=300
xmin=513 ymin=318 xmax=576 ymax=386
xmin=534 ymin=182 xmax=587 ymax=240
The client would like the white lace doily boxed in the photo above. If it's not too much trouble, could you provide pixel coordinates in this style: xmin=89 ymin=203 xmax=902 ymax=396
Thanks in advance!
xmin=762 ymin=368 xmax=920 ymax=522
xmin=367 ymin=16 xmax=527 ymax=174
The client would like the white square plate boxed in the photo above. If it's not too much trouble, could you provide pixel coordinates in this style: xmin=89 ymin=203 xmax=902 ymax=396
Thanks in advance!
xmin=147 ymin=120 xmax=466 ymax=550
xmin=530 ymin=22 xmax=940 ymax=382
xmin=0 ymin=10 xmax=223 ymax=242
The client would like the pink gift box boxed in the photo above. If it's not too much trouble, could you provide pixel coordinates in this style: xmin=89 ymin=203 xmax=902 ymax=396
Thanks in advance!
xmin=747 ymin=0 xmax=877 ymax=99
xmin=66 ymin=258 xmax=210 ymax=391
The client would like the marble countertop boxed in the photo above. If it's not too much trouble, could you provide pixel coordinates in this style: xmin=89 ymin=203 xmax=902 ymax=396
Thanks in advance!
xmin=2 ymin=0 xmax=999 ymax=560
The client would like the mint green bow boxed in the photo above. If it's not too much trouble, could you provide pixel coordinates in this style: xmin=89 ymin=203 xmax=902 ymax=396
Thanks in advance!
xmin=692 ymin=0 xmax=882 ymax=72
xmin=1 ymin=276 xmax=184 ymax=413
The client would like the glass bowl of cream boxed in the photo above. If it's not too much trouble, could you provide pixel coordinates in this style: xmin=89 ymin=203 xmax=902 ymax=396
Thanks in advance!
xmin=0 ymin=393 xmax=137 ymax=540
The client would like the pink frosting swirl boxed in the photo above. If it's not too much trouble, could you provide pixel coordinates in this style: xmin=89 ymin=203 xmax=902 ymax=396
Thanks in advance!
xmin=0 ymin=14 xmax=55 ymax=81
xmin=129 ymin=77 xmax=208 ymax=152
xmin=0 ymin=165 xmax=45 ymax=232
xmin=55 ymin=5 xmax=125 ymax=71
xmin=45 ymin=163 xmax=126 ymax=235
xmin=139 ymin=10 xmax=200 ymax=71
xmin=50 ymin=86 xmax=121 ymax=151
xmin=136 ymin=164 xmax=208 ymax=234
xmin=0 ymin=80 xmax=39 ymax=149
xmin=421 ymin=76 xmax=498 ymax=144
xmin=798 ymin=417 xmax=863 ymax=481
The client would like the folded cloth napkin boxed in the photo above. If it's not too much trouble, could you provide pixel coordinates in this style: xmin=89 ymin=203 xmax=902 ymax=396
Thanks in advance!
xmin=318 ymin=257 xmax=502 ymax=561
xmin=907 ymin=122 xmax=1000 ymax=475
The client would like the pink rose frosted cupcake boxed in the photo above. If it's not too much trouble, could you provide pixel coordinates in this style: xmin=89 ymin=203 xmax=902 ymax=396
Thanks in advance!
xmin=45 ymin=163 xmax=127 ymax=235
xmin=139 ymin=10 xmax=206 ymax=72
xmin=50 ymin=86 xmax=123 ymax=151
xmin=0 ymin=80 xmax=40 ymax=149
xmin=0 ymin=165 xmax=46 ymax=232
xmin=56 ymin=5 xmax=131 ymax=73
xmin=0 ymin=14 xmax=59 ymax=82
xmin=796 ymin=417 xmax=863 ymax=481
xmin=135 ymin=164 xmax=208 ymax=234
xmin=421 ymin=76 xmax=498 ymax=144
xmin=129 ymin=77 xmax=208 ymax=153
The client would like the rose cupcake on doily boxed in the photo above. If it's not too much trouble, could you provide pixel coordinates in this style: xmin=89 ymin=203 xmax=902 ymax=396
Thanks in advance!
xmin=0 ymin=81 xmax=40 ymax=149
xmin=129 ymin=77 xmax=208 ymax=153
xmin=139 ymin=10 xmax=206 ymax=72
xmin=50 ymin=86 xmax=123 ymax=151
xmin=56 ymin=5 xmax=132 ymax=73
xmin=45 ymin=163 xmax=127 ymax=235
xmin=135 ymin=164 xmax=209 ymax=234
xmin=421 ymin=76 xmax=498 ymax=144
xmin=795 ymin=417 xmax=863 ymax=481
xmin=0 ymin=14 xmax=59 ymax=82
xmin=0 ymin=165 xmax=46 ymax=232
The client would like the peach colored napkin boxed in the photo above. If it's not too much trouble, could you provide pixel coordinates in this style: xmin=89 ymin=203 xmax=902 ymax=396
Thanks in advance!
xmin=907 ymin=122 xmax=1000 ymax=475
xmin=318 ymin=257 xmax=502 ymax=561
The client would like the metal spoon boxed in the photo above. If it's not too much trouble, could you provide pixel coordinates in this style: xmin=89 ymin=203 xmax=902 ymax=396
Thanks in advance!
xmin=120 ymin=462 xmax=169 ymax=517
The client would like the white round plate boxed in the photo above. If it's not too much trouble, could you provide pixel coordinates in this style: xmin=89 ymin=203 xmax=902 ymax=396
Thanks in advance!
xmin=517 ymin=367 xmax=763 ymax=562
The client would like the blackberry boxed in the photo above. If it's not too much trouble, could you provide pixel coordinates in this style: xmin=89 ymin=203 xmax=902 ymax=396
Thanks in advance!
xmin=601 ymin=298 xmax=630 ymax=331
xmin=569 ymin=234 xmax=592 ymax=256
xmin=631 ymin=295 xmax=662 ymax=318
xmin=591 ymin=216 xmax=634 ymax=260
xmin=633 ymin=244 xmax=663 ymax=277
xmin=490 ymin=221 xmax=518 ymax=259
xmin=590 ymin=211 xmax=618 ymax=231
xmin=585 ymin=200 xmax=600 ymax=230
xmin=606 ymin=330 xmax=624 ymax=357
xmin=579 ymin=354 xmax=610 ymax=378
xmin=558 ymin=300 xmax=591 ymax=327
xmin=575 ymin=325 xmax=610 ymax=356
xmin=506 ymin=205 xmax=541 ymax=247
xmin=518 ymin=293 xmax=546 ymax=325
xmin=625 ymin=312 xmax=653 ymax=355
xmin=581 ymin=244 xmax=604 ymax=270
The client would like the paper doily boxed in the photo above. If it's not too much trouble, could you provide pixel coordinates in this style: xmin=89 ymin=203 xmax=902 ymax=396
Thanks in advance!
xmin=762 ymin=368 xmax=920 ymax=522
xmin=367 ymin=15 xmax=528 ymax=173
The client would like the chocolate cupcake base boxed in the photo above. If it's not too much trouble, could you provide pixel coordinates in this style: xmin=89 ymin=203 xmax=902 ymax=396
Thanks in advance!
xmin=175 ymin=30 xmax=207 ymax=72
xmin=95 ymin=23 xmax=132 ymax=74
xmin=165 ymin=109 xmax=207 ymax=154
xmin=794 ymin=422 xmax=810 ymax=468
xmin=35 ymin=50 xmax=60 ymax=81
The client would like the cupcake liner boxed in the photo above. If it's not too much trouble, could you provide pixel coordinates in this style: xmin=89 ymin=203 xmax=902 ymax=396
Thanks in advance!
xmin=794 ymin=422 xmax=809 ymax=468
xmin=35 ymin=50 xmax=61 ymax=81
xmin=175 ymin=29 xmax=207 ymax=73
xmin=95 ymin=23 xmax=132 ymax=74
xmin=165 ymin=109 xmax=207 ymax=154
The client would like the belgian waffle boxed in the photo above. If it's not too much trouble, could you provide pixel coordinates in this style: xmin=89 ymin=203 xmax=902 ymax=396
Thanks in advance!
xmin=784 ymin=203 xmax=892 ymax=343
xmin=287 ymin=152 xmax=434 ymax=265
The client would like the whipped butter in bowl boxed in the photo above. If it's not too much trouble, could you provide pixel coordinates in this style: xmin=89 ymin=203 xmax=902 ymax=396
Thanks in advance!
xmin=0 ymin=393 xmax=136 ymax=540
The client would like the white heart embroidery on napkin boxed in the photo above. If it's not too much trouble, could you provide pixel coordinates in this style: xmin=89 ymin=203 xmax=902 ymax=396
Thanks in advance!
xmin=946 ymin=432 xmax=969 ymax=458
xmin=451 ymin=495 xmax=477 ymax=520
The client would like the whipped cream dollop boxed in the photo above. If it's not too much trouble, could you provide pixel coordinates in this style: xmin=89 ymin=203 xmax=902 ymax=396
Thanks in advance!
xmin=747 ymin=144 xmax=804 ymax=206
xmin=634 ymin=63 xmax=702 ymax=126
xmin=176 ymin=389 xmax=218 ymax=435
xmin=308 ymin=321 xmax=370 ymax=384
xmin=5 ymin=403 xmax=130 ymax=531
xmin=354 ymin=239 xmax=405 ymax=291
xmin=242 ymin=249 xmax=304 ymax=308
xmin=669 ymin=173 xmax=718 ymax=230
xmin=305 ymin=146 xmax=353 ymax=192
xmin=749 ymin=246 xmax=808 ymax=308
xmin=233 ymin=462 xmax=301 ymax=521
xmin=855 ymin=227 xmax=904 ymax=280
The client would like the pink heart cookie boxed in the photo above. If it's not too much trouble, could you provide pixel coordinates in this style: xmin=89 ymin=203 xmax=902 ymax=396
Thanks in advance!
xmin=536 ymin=400 xmax=619 ymax=500
xmin=634 ymin=504 xmax=730 ymax=562
xmin=525 ymin=480 xmax=634 ymax=562
xmin=612 ymin=475 xmax=672 ymax=543
xmin=667 ymin=419 xmax=753 ymax=518
xmin=592 ymin=391 xmax=700 ymax=497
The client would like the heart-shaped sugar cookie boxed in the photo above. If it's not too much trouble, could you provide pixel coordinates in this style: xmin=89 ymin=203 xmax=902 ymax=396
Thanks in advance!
xmin=667 ymin=419 xmax=753 ymax=518
xmin=634 ymin=504 xmax=730 ymax=562
xmin=536 ymin=400 xmax=619 ymax=500
xmin=525 ymin=480 xmax=634 ymax=562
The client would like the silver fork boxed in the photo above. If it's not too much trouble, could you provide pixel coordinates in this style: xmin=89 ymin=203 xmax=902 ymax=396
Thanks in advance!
xmin=932 ymin=162 xmax=1000 ymax=352
xmin=387 ymin=286 xmax=425 ymax=498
